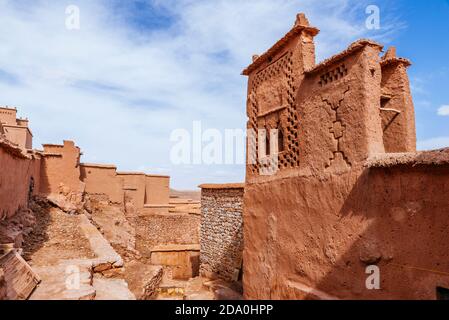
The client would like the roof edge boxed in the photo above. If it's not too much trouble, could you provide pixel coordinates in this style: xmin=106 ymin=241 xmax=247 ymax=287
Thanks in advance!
xmin=305 ymin=39 xmax=384 ymax=75
xmin=242 ymin=24 xmax=319 ymax=76
xmin=199 ymin=183 xmax=245 ymax=189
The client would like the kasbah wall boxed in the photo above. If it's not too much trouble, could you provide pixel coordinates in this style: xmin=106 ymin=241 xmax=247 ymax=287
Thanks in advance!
xmin=242 ymin=13 xmax=449 ymax=300
xmin=0 ymin=106 xmax=200 ymax=279
xmin=2 ymin=12 xmax=449 ymax=301
xmin=199 ymin=184 xmax=244 ymax=283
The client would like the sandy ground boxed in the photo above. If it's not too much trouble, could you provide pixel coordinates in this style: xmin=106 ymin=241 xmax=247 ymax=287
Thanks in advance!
xmin=23 ymin=203 xmax=95 ymax=267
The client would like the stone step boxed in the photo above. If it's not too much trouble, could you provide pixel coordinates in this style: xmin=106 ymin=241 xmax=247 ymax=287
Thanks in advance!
xmin=30 ymin=261 xmax=95 ymax=300
xmin=202 ymin=279 xmax=243 ymax=300
xmin=78 ymin=214 xmax=123 ymax=273
xmin=184 ymin=277 xmax=214 ymax=300
xmin=92 ymin=274 xmax=135 ymax=300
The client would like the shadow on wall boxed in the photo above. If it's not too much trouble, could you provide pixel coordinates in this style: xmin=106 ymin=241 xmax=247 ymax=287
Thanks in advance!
xmin=21 ymin=198 xmax=52 ymax=262
xmin=210 ymin=234 xmax=244 ymax=294
xmin=303 ymin=165 xmax=449 ymax=300
xmin=190 ymin=253 xmax=200 ymax=278
xmin=199 ymin=186 xmax=244 ymax=291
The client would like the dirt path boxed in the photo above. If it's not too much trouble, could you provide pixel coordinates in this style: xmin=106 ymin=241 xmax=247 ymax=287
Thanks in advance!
xmin=23 ymin=200 xmax=134 ymax=300
xmin=23 ymin=205 xmax=95 ymax=266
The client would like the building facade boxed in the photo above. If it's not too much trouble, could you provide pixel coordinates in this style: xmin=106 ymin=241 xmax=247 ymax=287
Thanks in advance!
xmin=242 ymin=13 xmax=449 ymax=300
xmin=0 ymin=107 xmax=33 ymax=150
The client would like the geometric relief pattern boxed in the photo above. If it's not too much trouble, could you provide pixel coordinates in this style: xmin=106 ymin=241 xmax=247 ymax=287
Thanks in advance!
xmin=322 ymin=87 xmax=352 ymax=172
xmin=319 ymin=64 xmax=348 ymax=87
xmin=247 ymin=51 xmax=300 ymax=175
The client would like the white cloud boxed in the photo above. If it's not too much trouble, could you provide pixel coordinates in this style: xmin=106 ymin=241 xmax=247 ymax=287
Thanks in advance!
xmin=410 ymin=77 xmax=428 ymax=96
xmin=0 ymin=0 xmax=404 ymax=189
xmin=437 ymin=105 xmax=449 ymax=116
xmin=417 ymin=136 xmax=449 ymax=151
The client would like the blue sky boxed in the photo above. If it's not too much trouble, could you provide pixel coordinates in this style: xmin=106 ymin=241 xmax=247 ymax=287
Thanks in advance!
xmin=388 ymin=0 xmax=449 ymax=148
xmin=0 ymin=0 xmax=447 ymax=189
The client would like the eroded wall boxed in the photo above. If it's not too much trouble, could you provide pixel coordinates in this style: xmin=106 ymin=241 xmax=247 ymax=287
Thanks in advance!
xmin=80 ymin=164 xmax=124 ymax=204
xmin=151 ymin=245 xmax=200 ymax=280
xmin=40 ymin=141 xmax=83 ymax=197
xmin=380 ymin=53 xmax=416 ymax=153
xmin=118 ymin=173 xmax=146 ymax=212
xmin=0 ymin=139 xmax=40 ymax=221
xmin=242 ymin=13 xmax=443 ymax=300
xmin=0 ymin=138 xmax=41 ymax=250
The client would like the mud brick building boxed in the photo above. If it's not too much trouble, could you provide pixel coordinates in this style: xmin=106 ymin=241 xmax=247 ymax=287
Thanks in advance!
xmin=242 ymin=13 xmax=449 ymax=300
xmin=2 ymin=12 xmax=449 ymax=301
xmin=0 ymin=106 xmax=201 ymax=299
xmin=0 ymin=107 xmax=33 ymax=150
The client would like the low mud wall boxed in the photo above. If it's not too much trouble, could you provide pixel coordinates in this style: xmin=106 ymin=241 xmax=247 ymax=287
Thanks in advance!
xmin=0 ymin=139 xmax=40 ymax=221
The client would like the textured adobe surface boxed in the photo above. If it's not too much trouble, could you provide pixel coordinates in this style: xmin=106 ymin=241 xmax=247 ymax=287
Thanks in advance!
xmin=242 ymin=13 xmax=448 ymax=300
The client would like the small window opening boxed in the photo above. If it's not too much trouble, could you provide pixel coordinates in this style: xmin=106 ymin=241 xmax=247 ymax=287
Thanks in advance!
xmin=278 ymin=128 xmax=284 ymax=153
xmin=265 ymin=130 xmax=270 ymax=156
xmin=437 ymin=286 xmax=449 ymax=300
xmin=381 ymin=96 xmax=390 ymax=109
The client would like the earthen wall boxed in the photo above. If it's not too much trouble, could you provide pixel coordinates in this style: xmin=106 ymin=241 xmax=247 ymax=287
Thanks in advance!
xmin=80 ymin=164 xmax=124 ymax=204
xmin=39 ymin=141 xmax=83 ymax=196
xmin=118 ymin=173 xmax=146 ymax=211
xmin=243 ymin=160 xmax=449 ymax=300
xmin=0 ymin=108 xmax=17 ymax=125
xmin=0 ymin=139 xmax=41 ymax=220
xmin=380 ymin=55 xmax=416 ymax=153
xmin=150 ymin=245 xmax=200 ymax=280
xmin=1 ymin=126 xmax=32 ymax=150
xmin=242 ymin=13 xmax=446 ymax=300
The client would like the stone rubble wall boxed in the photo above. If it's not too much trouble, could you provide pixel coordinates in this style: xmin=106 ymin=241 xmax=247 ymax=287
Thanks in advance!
xmin=135 ymin=213 xmax=200 ymax=259
xmin=200 ymin=187 xmax=244 ymax=282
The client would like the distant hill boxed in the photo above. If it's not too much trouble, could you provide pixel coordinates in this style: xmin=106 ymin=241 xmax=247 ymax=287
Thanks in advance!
xmin=170 ymin=189 xmax=201 ymax=201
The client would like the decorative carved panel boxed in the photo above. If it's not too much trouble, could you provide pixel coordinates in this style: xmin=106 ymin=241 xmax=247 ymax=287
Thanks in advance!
xmin=247 ymin=51 xmax=300 ymax=175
